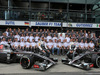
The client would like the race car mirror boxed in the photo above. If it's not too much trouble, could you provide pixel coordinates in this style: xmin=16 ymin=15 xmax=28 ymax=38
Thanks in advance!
xmin=0 ymin=45 xmax=3 ymax=50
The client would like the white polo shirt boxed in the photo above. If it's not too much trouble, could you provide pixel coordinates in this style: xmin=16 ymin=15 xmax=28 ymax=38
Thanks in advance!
xmin=79 ymin=42 xmax=85 ymax=48
xmin=14 ymin=42 xmax=19 ymax=47
xmin=84 ymin=43 xmax=89 ymax=48
xmin=57 ymin=42 xmax=62 ymax=47
xmin=25 ymin=36 xmax=29 ymax=41
xmin=89 ymin=43 xmax=94 ymax=48
xmin=47 ymin=36 xmax=52 ymax=42
xmin=35 ymin=36 xmax=39 ymax=42
xmin=52 ymin=37 xmax=58 ymax=42
xmin=59 ymin=37 xmax=64 ymax=42
xmin=53 ymin=42 xmax=57 ymax=47
xmin=63 ymin=42 xmax=69 ymax=47
xmin=31 ymin=42 xmax=36 ymax=47
xmin=47 ymin=42 xmax=53 ymax=48
xmin=20 ymin=42 xmax=25 ymax=47
xmin=14 ymin=35 xmax=20 ymax=41
xmin=1 ymin=41 xmax=8 ymax=45
xmin=65 ymin=37 xmax=70 ymax=43
xmin=25 ymin=42 xmax=30 ymax=48
xmin=29 ymin=36 xmax=34 ymax=42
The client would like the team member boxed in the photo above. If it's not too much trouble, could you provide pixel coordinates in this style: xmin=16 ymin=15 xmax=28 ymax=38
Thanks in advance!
xmin=30 ymin=39 xmax=38 ymax=52
xmin=20 ymin=34 xmax=25 ymax=41
xmin=12 ymin=38 xmax=19 ymax=49
xmin=79 ymin=39 xmax=85 ymax=53
xmin=52 ymin=34 xmax=58 ymax=42
xmin=19 ymin=38 xmax=25 ymax=50
xmin=47 ymin=39 xmax=53 ymax=53
xmin=46 ymin=33 xmax=52 ymax=42
xmin=88 ymin=40 xmax=95 ymax=50
xmin=29 ymin=34 xmax=34 ymax=43
xmin=65 ymin=34 xmax=70 ymax=43
xmin=25 ymin=33 xmax=29 ymax=42
xmin=25 ymin=39 xmax=31 ymax=51
xmin=1 ymin=38 xmax=8 ymax=45
xmin=35 ymin=34 xmax=40 ymax=42
xmin=14 ymin=32 xmax=20 ymax=41
xmin=52 ymin=39 xmax=60 ymax=55
xmin=84 ymin=40 xmax=89 ymax=50
xmin=59 ymin=34 xmax=64 ymax=43
xmin=37 ymin=37 xmax=50 ymax=57
xmin=62 ymin=39 xmax=69 ymax=55
xmin=57 ymin=39 xmax=62 ymax=55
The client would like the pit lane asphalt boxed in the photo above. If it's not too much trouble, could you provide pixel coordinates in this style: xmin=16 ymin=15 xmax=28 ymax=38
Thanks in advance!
xmin=0 ymin=55 xmax=100 ymax=75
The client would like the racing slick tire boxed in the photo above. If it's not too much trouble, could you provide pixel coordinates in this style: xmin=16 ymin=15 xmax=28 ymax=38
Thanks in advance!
xmin=20 ymin=55 xmax=34 ymax=69
xmin=91 ymin=54 xmax=100 ymax=68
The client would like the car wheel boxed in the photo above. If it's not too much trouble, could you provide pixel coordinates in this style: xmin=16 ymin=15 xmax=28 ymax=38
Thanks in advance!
xmin=95 ymin=56 xmax=100 ymax=68
xmin=20 ymin=55 xmax=34 ymax=69
xmin=91 ymin=54 xmax=100 ymax=68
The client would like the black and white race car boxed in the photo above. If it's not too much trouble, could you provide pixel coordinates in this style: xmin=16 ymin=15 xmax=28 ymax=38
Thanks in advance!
xmin=62 ymin=45 xmax=100 ymax=70
xmin=0 ymin=44 xmax=58 ymax=71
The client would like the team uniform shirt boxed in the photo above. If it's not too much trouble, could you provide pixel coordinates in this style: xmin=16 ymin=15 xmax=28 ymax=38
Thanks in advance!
xmin=47 ymin=36 xmax=52 ymax=42
xmin=5 ymin=31 xmax=9 ymax=36
xmin=89 ymin=42 xmax=94 ymax=48
xmin=29 ymin=36 xmax=34 ymax=43
xmin=25 ymin=42 xmax=30 ymax=48
xmin=53 ymin=42 xmax=58 ymax=47
xmin=84 ymin=43 xmax=89 ymax=48
xmin=57 ymin=42 xmax=62 ymax=47
xmin=52 ymin=37 xmax=58 ymax=42
xmin=25 ymin=36 xmax=29 ymax=41
xmin=20 ymin=37 xmax=25 ymax=41
xmin=31 ymin=42 xmax=36 ymax=47
xmin=63 ymin=42 xmax=69 ymax=47
xmin=20 ymin=42 xmax=25 ymax=47
xmin=79 ymin=42 xmax=85 ymax=48
xmin=14 ymin=42 xmax=19 ymax=47
xmin=59 ymin=37 xmax=64 ymax=42
xmin=0 ymin=41 xmax=8 ymax=45
xmin=47 ymin=42 xmax=53 ymax=49
xmin=65 ymin=37 xmax=70 ymax=43
xmin=35 ymin=36 xmax=39 ymax=42
xmin=14 ymin=35 xmax=20 ymax=41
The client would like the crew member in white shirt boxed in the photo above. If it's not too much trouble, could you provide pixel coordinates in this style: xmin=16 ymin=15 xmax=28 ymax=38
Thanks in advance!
xmin=62 ymin=39 xmax=69 ymax=55
xmin=35 ymin=34 xmax=40 ymax=42
xmin=47 ymin=39 xmax=53 ymax=52
xmin=25 ymin=39 xmax=31 ymax=51
xmin=30 ymin=39 xmax=37 ymax=52
xmin=84 ymin=40 xmax=89 ymax=49
xmin=65 ymin=34 xmax=70 ymax=43
xmin=52 ymin=34 xmax=58 ymax=42
xmin=52 ymin=39 xmax=60 ymax=55
xmin=25 ymin=33 xmax=29 ymax=42
xmin=14 ymin=32 xmax=20 ymax=41
xmin=0 ymin=38 xmax=8 ymax=45
xmin=13 ymin=38 xmax=19 ymax=49
xmin=88 ymin=40 xmax=95 ymax=50
xmin=29 ymin=34 xmax=34 ymax=43
xmin=46 ymin=33 xmax=52 ymax=42
xmin=79 ymin=39 xmax=85 ymax=49
xmin=59 ymin=34 xmax=64 ymax=43
xmin=20 ymin=34 xmax=25 ymax=42
xmin=19 ymin=38 xmax=25 ymax=50
xmin=57 ymin=39 xmax=62 ymax=55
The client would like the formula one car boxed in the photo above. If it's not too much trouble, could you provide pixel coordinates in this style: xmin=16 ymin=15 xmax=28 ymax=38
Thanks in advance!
xmin=0 ymin=44 xmax=58 ymax=71
xmin=62 ymin=45 xmax=100 ymax=70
